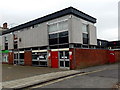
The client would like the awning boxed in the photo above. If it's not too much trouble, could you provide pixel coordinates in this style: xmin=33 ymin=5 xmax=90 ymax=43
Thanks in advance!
xmin=0 ymin=50 xmax=9 ymax=53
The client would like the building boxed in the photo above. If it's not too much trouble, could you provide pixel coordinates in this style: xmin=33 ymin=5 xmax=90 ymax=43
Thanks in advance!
xmin=1 ymin=7 xmax=98 ymax=69
xmin=97 ymin=39 xmax=108 ymax=49
xmin=108 ymin=41 xmax=120 ymax=50
xmin=0 ymin=23 xmax=8 ymax=62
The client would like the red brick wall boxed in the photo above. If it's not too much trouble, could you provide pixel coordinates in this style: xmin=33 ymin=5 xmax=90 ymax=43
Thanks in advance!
xmin=71 ymin=49 xmax=109 ymax=69
xmin=24 ymin=51 xmax=32 ymax=66
xmin=8 ymin=52 xmax=14 ymax=65
xmin=115 ymin=50 xmax=120 ymax=62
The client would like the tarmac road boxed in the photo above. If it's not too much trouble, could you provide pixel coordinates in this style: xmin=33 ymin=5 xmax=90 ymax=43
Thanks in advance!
xmin=31 ymin=63 xmax=119 ymax=88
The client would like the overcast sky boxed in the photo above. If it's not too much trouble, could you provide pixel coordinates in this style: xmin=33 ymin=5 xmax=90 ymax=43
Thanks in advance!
xmin=0 ymin=0 xmax=119 ymax=41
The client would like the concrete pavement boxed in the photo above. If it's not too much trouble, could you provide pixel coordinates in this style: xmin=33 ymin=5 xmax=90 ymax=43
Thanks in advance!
xmin=2 ymin=70 xmax=81 ymax=88
xmin=2 ymin=64 xmax=67 ymax=82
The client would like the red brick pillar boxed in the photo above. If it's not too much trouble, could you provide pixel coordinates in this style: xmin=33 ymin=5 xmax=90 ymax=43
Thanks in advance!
xmin=69 ymin=48 xmax=76 ymax=70
xmin=8 ymin=52 xmax=14 ymax=65
xmin=47 ymin=50 xmax=52 ymax=67
xmin=24 ymin=51 xmax=32 ymax=66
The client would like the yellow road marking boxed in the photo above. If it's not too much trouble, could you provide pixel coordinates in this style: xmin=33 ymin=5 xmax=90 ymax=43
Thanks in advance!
xmin=31 ymin=68 xmax=107 ymax=88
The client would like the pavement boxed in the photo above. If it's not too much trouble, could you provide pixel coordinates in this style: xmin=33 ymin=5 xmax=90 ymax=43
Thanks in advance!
xmin=2 ymin=63 xmax=119 ymax=89
xmin=2 ymin=64 xmax=67 ymax=82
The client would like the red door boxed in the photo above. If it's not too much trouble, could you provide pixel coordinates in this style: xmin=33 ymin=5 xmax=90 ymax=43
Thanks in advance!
xmin=51 ymin=51 xmax=58 ymax=68
xmin=109 ymin=51 xmax=116 ymax=63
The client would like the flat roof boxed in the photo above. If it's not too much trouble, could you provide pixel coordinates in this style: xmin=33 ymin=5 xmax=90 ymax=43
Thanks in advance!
xmin=2 ymin=7 xmax=97 ymax=35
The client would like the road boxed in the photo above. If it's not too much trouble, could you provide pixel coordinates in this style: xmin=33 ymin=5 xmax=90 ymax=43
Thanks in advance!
xmin=31 ymin=64 xmax=119 ymax=88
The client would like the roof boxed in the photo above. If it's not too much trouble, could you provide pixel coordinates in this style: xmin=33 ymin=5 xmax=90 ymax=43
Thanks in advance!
xmin=97 ymin=39 xmax=108 ymax=42
xmin=2 ymin=7 xmax=97 ymax=35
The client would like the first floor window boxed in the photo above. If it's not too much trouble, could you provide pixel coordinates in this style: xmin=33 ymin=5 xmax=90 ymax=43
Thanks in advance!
xmin=83 ymin=33 xmax=89 ymax=44
xmin=49 ymin=31 xmax=69 ymax=45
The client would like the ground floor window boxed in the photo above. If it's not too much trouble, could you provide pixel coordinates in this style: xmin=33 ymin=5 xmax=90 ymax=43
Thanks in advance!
xmin=14 ymin=52 xmax=24 ymax=65
xmin=32 ymin=52 xmax=47 ymax=66
xmin=2 ymin=54 xmax=8 ymax=62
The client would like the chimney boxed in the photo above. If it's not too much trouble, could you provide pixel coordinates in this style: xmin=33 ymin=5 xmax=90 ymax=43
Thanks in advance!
xmin=3 ymin=23 xmax=7 ymax=29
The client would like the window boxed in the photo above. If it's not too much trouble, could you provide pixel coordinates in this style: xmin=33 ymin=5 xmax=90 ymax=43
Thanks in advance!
xmin=58 ymin=20 xmax=68 ymax=30
xmin=59 ymin=31 xmax=68 ymax=37
xmin=82 ymin=24 xmax=88 ymax=33
xmin=48 ymin=23 xmax=57 ymax=33
xmin=59 ymin=36 xmax=68 ymax=44
xmin=49 ymin=38 xmax=58 ymax=45
xmin=4 ymin=36 xmax=8 ymax=42
xmin=14 ymin=34 xmax=18 ymax=40
xmin=5 ymin=43 xmax=8 ymax=50
xmin=49 ymin=33 xmax=58 ymax=39
xmin=19 ymin=53 xmax=24 ymax=59
xmin=82 ymin=24 xmax=89 ymax=44
xmin=2 ymin=54 xmax=8 ymax=62
xmin=48 ymin=20 xmax=68 ymax=33
xmin=83 ymin=37 xmax=89 ymax=44
xmin=83 ymin=33 xmax=88 ymax=38
xmin=49 ymin=31 xmax=69 ymax=45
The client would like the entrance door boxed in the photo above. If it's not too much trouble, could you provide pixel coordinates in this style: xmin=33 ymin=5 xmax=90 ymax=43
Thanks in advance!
xmin=51 ymin=51 xmax=58 ymax=68
xmin=59 ymin=51 xmax=69 ymax=69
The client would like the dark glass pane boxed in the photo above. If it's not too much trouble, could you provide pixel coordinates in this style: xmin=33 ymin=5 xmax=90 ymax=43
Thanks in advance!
xmin=83 ymin=33 xmax=88 ymax=38
xmin=65 ymin=61 xmax=69 ymax=67
xmin=14 ymin=44 xmax=18 ymax=49
xmin=49 ymin=38 xmax=58 ymax=45
xmin=14 ymin=54 xmax=18 ymax=59
xmin=60 ymin=61 xmax=64 ymax=67
xmin=5 ymin=43 xmax=8 ymax=50
xmin=32 ymin=61 xmax=39 ymax=65
xmin=59 ymin=36 xmax=68 ymax=44
xmin=83 ymin=38 xmax=89 ymax=44
xmin=32 ymin=55 xmax=38 ymax=59
xmin=59 ymin=31 xmax=68 ymax=38
xmin=49 ymin=33 xmax=58 ymax=39
xmin=40 ymin=62 xmax=47 ymax=66
xmin=59 ymin=51 xmax=64 ymax=59
xmin=65 ymin=51 xmax=69 ymax=59
xmin=19 ymin=53 xmax=24 ymax=59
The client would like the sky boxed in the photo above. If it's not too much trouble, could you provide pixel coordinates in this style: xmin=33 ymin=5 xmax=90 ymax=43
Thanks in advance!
xmin=0 ymin=0 xmax=119 ymax=41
